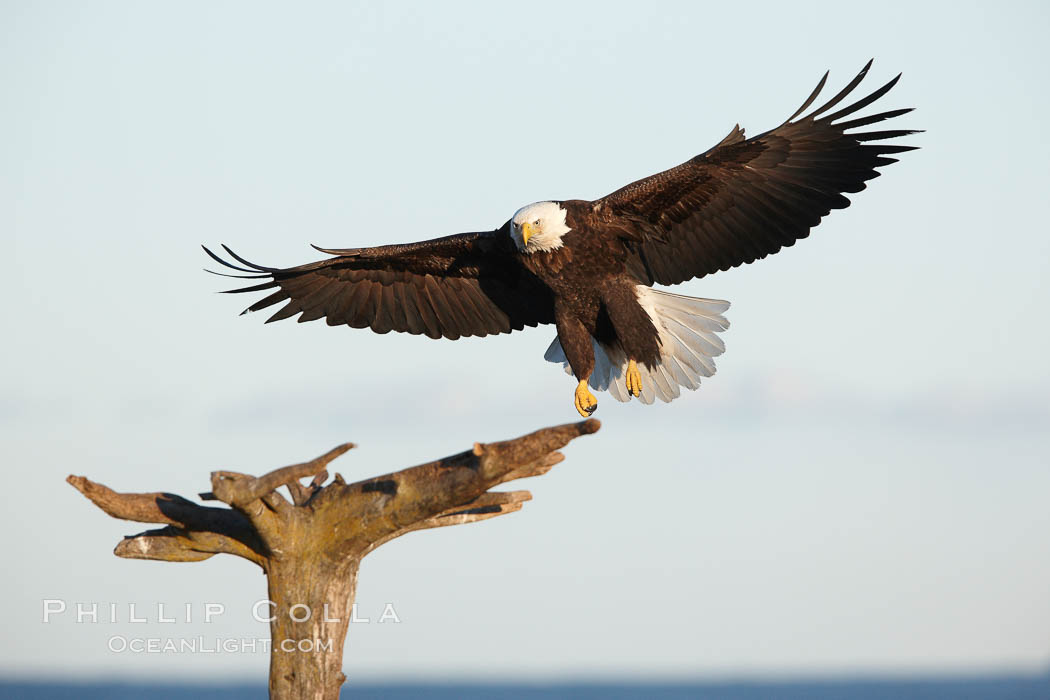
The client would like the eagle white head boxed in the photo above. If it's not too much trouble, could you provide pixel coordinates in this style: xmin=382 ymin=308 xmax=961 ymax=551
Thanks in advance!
xmin=510 ymin=201 xmax=571 ymax=253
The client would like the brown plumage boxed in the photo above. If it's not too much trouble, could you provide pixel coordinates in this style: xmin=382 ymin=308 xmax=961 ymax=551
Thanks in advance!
xmin=206 ymin=61 xmax=918 ymax=415
xmin=208 ymin=231 xmax=554 ymax=340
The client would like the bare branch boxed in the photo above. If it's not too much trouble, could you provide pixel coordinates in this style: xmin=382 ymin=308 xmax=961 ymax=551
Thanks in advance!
xmin=68 ymin=475 xmax=269 ymax=563
xmin=418 ymin=490 xmax=532 ymax=528
xmin=360 ymin=491 xmax=534 ymax=555
xmin=315 ymin=419 xmax=599 ymax=555
xmin=418 ymin=490 xmax=533 ymax=527
xmin=497 ymin=451 xmax=564 ymax=485
xmin=68 ymin=475 xmax=199 ymax=526
xmin=423 ymin=501 xmax=526 ymax=528
xmin=251 ymin=443 xmax=351 ymax=499
xmin=208 ymin=470 xmax=291 ymax=535
xmin=115 ymin=529 xmax=217 ymax=563
xmin=286 ymin=479 xmax=309 ymax=505
xmin=474 ymin=419 xmax=599 ymax=483
xmin=210 ymin=444 xmax=353 ymax=507
xmin=285 ymin=470 xmax=329 ymax=506
xmin=114 ymin=526 xmax=269 ymax=566
xmin=68 ymin=475 xmax=253 ymax=533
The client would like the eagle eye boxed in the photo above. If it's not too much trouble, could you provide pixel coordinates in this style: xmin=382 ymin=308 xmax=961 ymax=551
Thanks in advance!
xmin=533 ymin=219 xmax=541 ymax=225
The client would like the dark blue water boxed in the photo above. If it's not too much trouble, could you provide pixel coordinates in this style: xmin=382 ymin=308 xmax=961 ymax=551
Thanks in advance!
xmin=3 ymin=678 xmax=1050 ymax=700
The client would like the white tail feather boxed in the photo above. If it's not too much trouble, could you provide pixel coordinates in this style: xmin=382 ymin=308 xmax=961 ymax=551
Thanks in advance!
xmin=543 ymin=288 xmax=730 ymax=404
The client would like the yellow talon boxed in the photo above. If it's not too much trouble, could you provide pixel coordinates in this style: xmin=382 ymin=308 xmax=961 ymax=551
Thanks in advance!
xmin=574 ymin=379 xmax=598 ymax=417
xmin=626 ymin=359 xmax=642 ymax=398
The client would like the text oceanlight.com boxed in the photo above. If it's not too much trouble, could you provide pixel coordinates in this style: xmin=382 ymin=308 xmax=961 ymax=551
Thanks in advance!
xmin=107 ymin=636 xmax=335 ymax=654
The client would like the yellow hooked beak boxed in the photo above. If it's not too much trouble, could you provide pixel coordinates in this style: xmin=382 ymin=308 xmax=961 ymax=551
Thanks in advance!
xmin=520 ymin=222 xmax=534 ymax=246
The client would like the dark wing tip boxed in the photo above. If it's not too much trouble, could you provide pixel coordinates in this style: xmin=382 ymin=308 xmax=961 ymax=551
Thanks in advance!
xmin=821 ymin=71 xmax=906 ymax=124
xmin=202 ymin=244 xmax=255 ymax=274
xmin=202 ymin=243 xmax=281 ymax=277
xmin=219 ymin=244 xmax=277 ymax=272
xmin=782 ymin=69 xmax=830 ymax=125
xmin=806 ymin=60 xmax=878 ymax=120
xmin=203 ymin=267 xmax=269 ymax=279
xmin=202 ymin=244 xmax=283 ymax=316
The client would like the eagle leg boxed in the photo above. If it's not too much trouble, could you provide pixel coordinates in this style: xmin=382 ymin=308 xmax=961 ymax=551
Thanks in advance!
xmin=625 ymin=360 xmax=643 ymax=398
xmin=574 ymin=378 xmax=598 ymax=417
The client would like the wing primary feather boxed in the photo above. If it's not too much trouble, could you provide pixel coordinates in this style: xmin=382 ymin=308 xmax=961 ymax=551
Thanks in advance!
xmin=297 ymin=308 xmax=326 ymax=323
xmin=781 ymin=70 xmax=829 ymax=124
xmin=220 ymin=244 xmax=279 ymax=272
xmin=204 ymin=268 xmax=271 ymax=279
xmin=222 ymin=280 xmax=280 ymax=294
xmin=294 ymin=280 xmax=342 ymax=322
xmin=266 ymin=301 xmax=302 ymax=324
xmin=836 ymin=107 xmax=914 ymax=131
xmin=868 ymin=144 xmax=919 ymax=154
xmin=202 ymin=245 xmax=261 ymax=274
xmin=853 ymin=129 xmax=923 ymax=142
xmin=808 ymin=59 xmax=874 ymax=119
xmin=822 ymin=73 xmax=903 ymax=123
xmin=244 ymin=290 xmax=288 ymax=315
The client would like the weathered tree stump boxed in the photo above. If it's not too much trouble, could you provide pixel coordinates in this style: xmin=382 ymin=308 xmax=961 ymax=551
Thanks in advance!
xmin=68 ymin=419 xmax=600 ymax=700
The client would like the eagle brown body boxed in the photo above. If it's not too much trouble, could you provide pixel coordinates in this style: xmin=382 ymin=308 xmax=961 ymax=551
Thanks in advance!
xmin=520 ymin=200 xmax=664 ymax=383
xmin=206 ymin=61 xmax=918 ymax=415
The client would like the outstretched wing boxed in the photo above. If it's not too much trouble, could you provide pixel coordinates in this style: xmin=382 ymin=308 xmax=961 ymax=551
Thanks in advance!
xmin=597 ymin=60 xmax=920 ymax=285
xmin=205 ymin=226 xmax=554 ymax=340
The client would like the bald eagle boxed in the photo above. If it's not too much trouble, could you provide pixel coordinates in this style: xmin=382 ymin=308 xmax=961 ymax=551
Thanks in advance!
xmin=206 ymin=61 xmax=917 ymax=417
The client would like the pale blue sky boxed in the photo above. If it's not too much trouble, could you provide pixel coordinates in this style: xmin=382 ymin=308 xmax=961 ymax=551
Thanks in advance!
xmin=2 ymin=0 xmax=1048 ymax=682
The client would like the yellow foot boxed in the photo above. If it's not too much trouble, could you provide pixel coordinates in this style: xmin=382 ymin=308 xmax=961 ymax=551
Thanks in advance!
xmin=574 ymin=379 xmax=598 ymax=417
xmin=626 ymin=360 xmax=643 ymax=398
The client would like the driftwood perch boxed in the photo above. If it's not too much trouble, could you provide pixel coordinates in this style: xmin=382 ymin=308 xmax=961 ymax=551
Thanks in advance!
xmin=68 ymin=419 xmax=600 ymax=700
